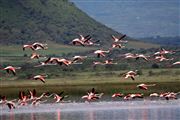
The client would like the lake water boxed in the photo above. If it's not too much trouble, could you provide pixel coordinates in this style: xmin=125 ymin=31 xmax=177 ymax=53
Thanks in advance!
xmin=1 ymin=100 xmax=180 ymax=120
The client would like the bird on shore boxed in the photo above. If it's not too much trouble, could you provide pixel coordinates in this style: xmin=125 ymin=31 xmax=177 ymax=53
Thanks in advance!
xmin=18 ymin=91 xmax=28 ymax=106
xmin=33 ymin=75 xmax=48 ymax=83
xmin=149 ymin=93 xmax=159 ymax=97
xmin=82 ymin=88 xmax=104 ymax=101
xmin=123 ymin=93 xmax=143 ymax=100
xmin=53 ymin=92 xmax=69 ymax=103
xmin=6 ymin=101 xmax=16 ymax=110
xmin=112 ymin=93 xmax=124 ymax=98
xmin=137 ymin=83 xmax=156 ymax=90
xmin=2 ymin=66 xmax=21 ymax=76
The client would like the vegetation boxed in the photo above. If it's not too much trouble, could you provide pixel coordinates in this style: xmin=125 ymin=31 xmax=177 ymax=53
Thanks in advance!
xmin=0 ymin=68 xmax=180 ymax=99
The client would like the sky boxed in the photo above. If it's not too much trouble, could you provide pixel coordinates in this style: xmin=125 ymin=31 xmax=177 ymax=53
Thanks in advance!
xmin=70 ymin=0 xmax=180 ymax=38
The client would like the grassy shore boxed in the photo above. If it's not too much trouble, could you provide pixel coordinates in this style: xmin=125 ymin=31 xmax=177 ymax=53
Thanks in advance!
xmin=1 ymin=68 xmax=180 ymax=99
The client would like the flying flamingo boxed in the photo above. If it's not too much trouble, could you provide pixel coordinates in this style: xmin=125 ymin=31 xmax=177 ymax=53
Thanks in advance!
xmin=57 ymin=58 xmax=72 ymax=66
xmin=122 ymin=70 xmax=139 ymax=81
xmin=123 ymin=93 xmax=143 ymax=100
xmin=18 ymin=91 xmax=28 ymax=106
xmin=72 ymin=56 xmax=87 ymax=63
xmin=172 ymin=61 xmax=180 ymax=65
xmin=82 ymin=88 xmax=104 ymax=101
xmin=111 ymin=34 xmax=127 ymax=43
xmin=149 ymin=93 xmax=159 ymax=97
xmin=123 ymin=53 xmax=136 ymax=59
xmin=2 ymin=66 xmax=21 ymax=76
xmin=6 ymin=101 xmax=16 ymax=110
xmin=23 ymin=44 xmax=35 ymax=51
xmin=33 ymin=75 xmax=48 ymax=83
xmin=135 ymin=54 xmax=150 ymax=61
xmin=94 ymin=49 xmax=110 ymax=58
xmin=53 ymin=91 xmax=69 ymax=103
xmin=154 ymin=55 xmax=173 ymax=62
xmin=104 ymin=59 xmax=117 ymax=65
xmin=32 ymin=42 xmax=48 ymax=50
xmin=34 ymin=57 xmax=59 ymax=67
xmin=112 ymin=93 xmax=124 ymax=98
xmin=23 ymin=42 xmax=48 ymax=51
xmin=111 ymin=43 xmax=125 ymax=49
xmin=154 ymin=48 xmax=175 ymax=55
xmin=30 ymin=53 xmax=41 ymax=59
xmin=137 ymin=83 xmax=156 ymax=90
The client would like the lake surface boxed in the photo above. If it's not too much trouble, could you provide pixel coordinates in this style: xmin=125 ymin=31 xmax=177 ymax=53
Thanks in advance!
xmin=1 ymin=100 xmax=180 ymax=120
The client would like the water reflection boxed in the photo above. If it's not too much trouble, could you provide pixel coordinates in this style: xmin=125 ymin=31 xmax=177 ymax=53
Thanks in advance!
xmin=0 ymin=102 xmax=180 ymax=120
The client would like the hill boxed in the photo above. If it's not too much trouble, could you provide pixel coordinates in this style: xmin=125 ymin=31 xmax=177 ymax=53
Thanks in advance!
xmin=0 ymin=0 xmax=158 ymax=48
xmin=138 ymin=36 xmax=180 ymax=46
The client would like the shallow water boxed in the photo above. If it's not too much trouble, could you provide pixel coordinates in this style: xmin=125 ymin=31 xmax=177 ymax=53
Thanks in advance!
xmin=1 ymin=100 xmax=180 ymax=120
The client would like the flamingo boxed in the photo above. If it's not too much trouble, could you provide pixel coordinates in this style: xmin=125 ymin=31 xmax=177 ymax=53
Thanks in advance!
xmin=6 ymin=101 xmax=16 ymax=110
xmin=137 ymin=83 xmax=156 ymax=90
xmin=135 ymin=54 xmax=149 ymax=61
xmin=53 ymin=91 xmax=69 ymax=103
xmin=2 ymin=66 xmax=21 ymax=76
xmin=0 ymin=95 xmax=7 ymax=104
xmin=31 ymin=99 xmax=47 ymax=106
xmin=57 ymin=58 xmax=72 ymax=66
xmin=123 ymin=53 xmax=136 ymax=59
xmin=34 ymin=57 xmax=59 ymax=67
xmin=123 ymin=93 xmax=143 ymax=100
xmin=18 ymin=91 xmax=28 ymax=106
xmin=112 ymin=93 xmax=124 ymax=98
xmin=154 ymin=48 xmax=175 ymax=55
xmin=149 ymin=93 xmax=159 ymax=97
xmin=154 ymin=55 xmax=173 ymax=62
xmin=79 ymin=34 xmax=91 ymax=41
xmin=160 ymin=92 xmax=179 ymax=100
xmin=23 ymin=44 xmax=35 ymax=51
xmin=172 ymin=61 xmax=180 ymax=65
xmin=71 ymin=39 xmax=85 ymax=46
xmin=122 ymin=70 xmax=139 ymax=81
xmin=23 ymin=42 xmax=47 ymax=51
xmin=28 ymin=89 xmax=37 ymax=100
xmin=32 ymin=42 xmax=48 ymax=50
xmin=94 ymin=49 xmax=110 ymax=58
xmin=72 ymin=56 xmax=87 ymax=63
xmin=33 ymin=75 xmax=48 ymax=83
xmin=104 ymin=59 xmax=117 ymax=65
xmin=30 ymin=53 xmax=40 ymax=59
xmin=111 ymin=34 xmax=127 ymax=43
xmin=82 ymin=88 xmax=104 ymax=101
xmin=111 ymin=43 xmax=125 ymax=49
xmin=28 ymin=90 xmax=51 ymax=101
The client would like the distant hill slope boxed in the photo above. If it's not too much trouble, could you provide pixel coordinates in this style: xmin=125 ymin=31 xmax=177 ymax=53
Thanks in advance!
xmin=139 ymin=36 xmax=180 ymax=46
xmin=0 ymin=0 xmax=158 ymax=48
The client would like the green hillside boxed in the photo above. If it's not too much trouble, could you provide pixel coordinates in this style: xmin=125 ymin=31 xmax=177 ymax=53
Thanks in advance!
xmin=0 ymin=0 xmax=158 ymax=48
